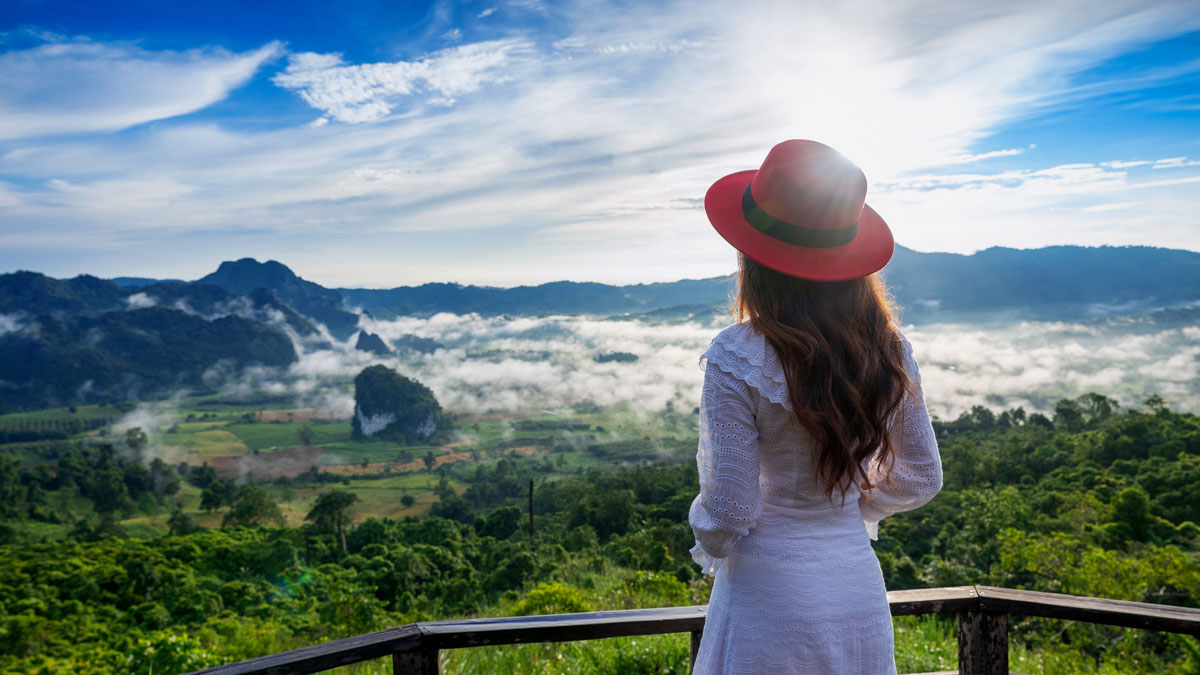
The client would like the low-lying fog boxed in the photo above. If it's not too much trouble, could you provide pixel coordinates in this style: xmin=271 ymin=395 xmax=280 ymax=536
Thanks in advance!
xmin=216 ymin=310 xmax=1200 ymax=421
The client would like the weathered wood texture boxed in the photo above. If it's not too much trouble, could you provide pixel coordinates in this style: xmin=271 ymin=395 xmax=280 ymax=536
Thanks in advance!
xmin=418 ymin=605 xmax=708 ymax=649
xmin=186 ymin=586 xmax=1200 ymax=675
xmin=956 ymin=610 xmax=1008 ymax=675
xmin=888 ymin=585 xmax=979 ymax=615
xmin=976 ymin=586 xmax=1200 ymax=636
xmin=186 ymin=624 xmax=423 ymax=675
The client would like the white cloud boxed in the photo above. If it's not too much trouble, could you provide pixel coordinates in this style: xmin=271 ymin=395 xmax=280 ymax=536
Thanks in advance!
xmin=944 ymin=148 xmax=1025 ymax=164
xmin=1153 ymin=157 xmax=1200 ymax=169
xmin=0 ymin=40 xmax=282 ymax=140
xmin=0 ymin=313 xmax=23 ymax=336
xmin=1081 ymin=201 xmax=1143 ymax=213
xmin=124 ymin=292 xmax=157 ymax=309
xmin=203 ymin=312 xmax=1200 ymax=420
xmin=272 ymin=39 xmax=530 ymax=123
xmin=3 ymin=0 xmax=1200 ymax=284
xmin=477 ymin=8 xmax=497 ymax=18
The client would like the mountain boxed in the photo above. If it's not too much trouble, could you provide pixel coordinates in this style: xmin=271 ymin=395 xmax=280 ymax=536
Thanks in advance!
xmin=339 ymin=245 xmax=1200 ymax=321
xmin=88 ymin=245 xmax=1200 ymax=325
xmin=109 ymin=276 xmax=183 ymax=288
xmin=339 ymin=278 xmax=734 ymax=318
xmin=0 ymin=271 xmax=319 ymax=412
xmin=197 ymin=259 xmax=360 ymax=338
xmin=0 ymin=307 xmax=296 ymax=412
xmin=884 ymin=245 xmax=1200 ymax=321
xmin=0 ymin=273 xmax=128 ymax=315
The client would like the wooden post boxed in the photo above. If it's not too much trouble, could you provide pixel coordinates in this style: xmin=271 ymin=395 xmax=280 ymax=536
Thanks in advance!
xmin=956 ymin=609 xmax=1008 ymax=675
xmin=393 ymin=647 xmax=439 ymax=674
xmin=689 ymin=630 xmax=703 ymax=673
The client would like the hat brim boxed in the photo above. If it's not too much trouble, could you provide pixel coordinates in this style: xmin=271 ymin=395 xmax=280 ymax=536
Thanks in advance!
xmin=705 ymin=170 xmax=894 ymax=281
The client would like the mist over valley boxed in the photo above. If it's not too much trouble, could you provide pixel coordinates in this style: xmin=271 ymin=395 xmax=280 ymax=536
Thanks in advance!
xmin=1 ymin=245 xmax=1197 ymax=421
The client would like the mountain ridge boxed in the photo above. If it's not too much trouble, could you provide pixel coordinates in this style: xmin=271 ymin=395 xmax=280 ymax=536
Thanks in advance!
xmin=9 ymin=244 xmax=1199 ymax=323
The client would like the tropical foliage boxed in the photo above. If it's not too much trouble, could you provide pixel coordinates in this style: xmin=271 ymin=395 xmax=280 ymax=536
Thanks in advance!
xmin=0 ymin=395 xmax=1198 ymax=673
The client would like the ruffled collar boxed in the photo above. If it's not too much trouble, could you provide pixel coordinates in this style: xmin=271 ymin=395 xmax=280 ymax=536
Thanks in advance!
xmin=700 ymin=322 xmax=793 ymax=411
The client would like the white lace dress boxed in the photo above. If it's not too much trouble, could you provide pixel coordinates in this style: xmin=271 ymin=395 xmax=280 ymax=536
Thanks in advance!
xmin=689 ymin=322 xmax=942 ymax=674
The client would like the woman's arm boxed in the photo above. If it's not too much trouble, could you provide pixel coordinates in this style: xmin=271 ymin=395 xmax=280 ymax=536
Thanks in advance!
xmin=688 ymin=363 xmax=763 ymax=576
xmin=859 ymin=339 xmax=943 ymax=539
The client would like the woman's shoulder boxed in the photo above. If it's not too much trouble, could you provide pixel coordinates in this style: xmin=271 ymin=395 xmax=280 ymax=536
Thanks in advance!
xmin=701 ymin=322 xmax=790 ymax=408
xmin=704 ymin=321 xmax=769 ymax=362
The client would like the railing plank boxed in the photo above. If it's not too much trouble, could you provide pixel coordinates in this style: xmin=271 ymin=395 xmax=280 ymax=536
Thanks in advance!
xmin=189 ymin=625 xmax=423 ymax=675
xmin=888 ymin=586 xmax=979 ymax=616
xmin=976 ymin=586 xmax=1200 ymax=636
xmin=419 ymin=605 xmax=707 ymax=649
xmin=187 ymin=585 xmax=1200 ymax=675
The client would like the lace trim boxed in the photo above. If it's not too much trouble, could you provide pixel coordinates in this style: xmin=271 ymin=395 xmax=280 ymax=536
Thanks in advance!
xmin=700 ymin=323 xmax=792 ymax=410
xmin=690 ymin=541 xmax=726 ymax=577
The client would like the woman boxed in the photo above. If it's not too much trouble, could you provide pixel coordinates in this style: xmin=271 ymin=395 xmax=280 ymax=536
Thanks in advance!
xmin=689 ymin=140 xmax=943 ymax=674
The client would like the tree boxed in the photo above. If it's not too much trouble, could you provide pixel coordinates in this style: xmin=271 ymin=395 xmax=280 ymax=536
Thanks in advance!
xmin=435 ymin=475 xmax=455 ymax=501
xmin=125 ymin=427 xmax=148 ymax=454
xmin=167 ymin=504 xmax=204 ymax=535
xmin=1079 ymin=393 xmax=1118 ymax=424
xmin=200 ymin=481 xmax=226 ymax=513
xmin=298 ymin=425 xmax=315 ymax=447
xmin=223 ymin=485 xmax=284 ymax=528
xmin=1054 ymin=398 xmax=1084 ymax=432
xmin=306 ymin=490 xmax=358 ymax=554
xmin=189 ymin=463 xmax=218 ymax=489
xmin=400 ymin=494 xmax=416 ymax=508
xmin=1145 ymin=394 xmax=1169 ymax=416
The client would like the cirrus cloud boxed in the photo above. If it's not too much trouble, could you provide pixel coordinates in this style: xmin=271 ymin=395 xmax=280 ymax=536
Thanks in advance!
xmin=0 ymin=40 xmax=282 ymax=140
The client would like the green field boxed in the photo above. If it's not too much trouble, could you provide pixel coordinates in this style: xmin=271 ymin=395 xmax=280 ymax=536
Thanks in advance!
xmin=226 ymin=420 xmax=352 ymax=451
xmin=0 ymin=396 xmax=690 ymax=539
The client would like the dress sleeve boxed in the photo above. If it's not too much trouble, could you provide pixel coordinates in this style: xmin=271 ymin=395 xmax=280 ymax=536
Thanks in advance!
xmin=688 ymin=362 xmax=763 ymax=577
xmin=859 ymin=339 xmax=943 ymax=540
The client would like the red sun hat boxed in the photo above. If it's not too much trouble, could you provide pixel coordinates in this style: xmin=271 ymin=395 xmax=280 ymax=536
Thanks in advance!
xmin=705 ymin=139 xmax=894 ymax=281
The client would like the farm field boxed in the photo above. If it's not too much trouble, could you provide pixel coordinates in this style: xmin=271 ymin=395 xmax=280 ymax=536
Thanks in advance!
xmin=0 ymin=396 xmax=699 ymax=539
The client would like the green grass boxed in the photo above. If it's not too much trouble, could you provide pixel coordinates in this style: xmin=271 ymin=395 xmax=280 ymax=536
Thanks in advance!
xmin=226 ymin=421 xmax=352 ymax=451
xmin=0 ymin=404 xmax=122 ymax=423
xmin=161 ymin=428 xmax=249 ymax=459
xmin=316 ymin=441 xmax=442 ymax=465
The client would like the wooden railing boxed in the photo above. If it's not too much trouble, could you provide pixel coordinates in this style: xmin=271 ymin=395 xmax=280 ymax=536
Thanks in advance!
xmin=189 ymin=585 xmax=1200 ymax=675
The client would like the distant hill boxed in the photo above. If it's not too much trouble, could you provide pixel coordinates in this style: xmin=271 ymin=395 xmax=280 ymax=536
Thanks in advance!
xmin=109 ymin=276 xmax=184 ymax=288
xmin=197 ymin=259 xmax=360 ymax=338
xmin=1 ymin=245 xmax=1195 ymax=412
xmin=0 ymin=307 xmax=296 ymax=412
xmin=0 ymin=272 xmax=316 ymax=412
xmin=0 ymin=272 xmax=128 ymax=315
xmin=338 ymin=245 xmax=1199 ymax=321
xmin=338 ymin=279 xmax=731 ymax=318
xmin=80 ymin=245 xmax=1199 ymax=323
xmin=884 ymin=245 xmax=1200 ymax=321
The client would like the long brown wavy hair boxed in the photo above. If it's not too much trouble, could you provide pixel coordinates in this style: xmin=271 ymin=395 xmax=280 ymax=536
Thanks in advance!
xmin=733 ymin=252 xmax=910 ymax=501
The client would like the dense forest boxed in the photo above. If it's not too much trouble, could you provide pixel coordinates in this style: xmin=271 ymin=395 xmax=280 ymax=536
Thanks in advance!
xmin=1 ymin=394 xmax=1198 ymax=673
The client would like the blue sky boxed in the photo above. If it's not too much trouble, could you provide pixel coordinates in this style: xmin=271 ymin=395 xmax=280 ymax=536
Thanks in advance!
xmin=1 ymin=0 xmax=1198 ymax=287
